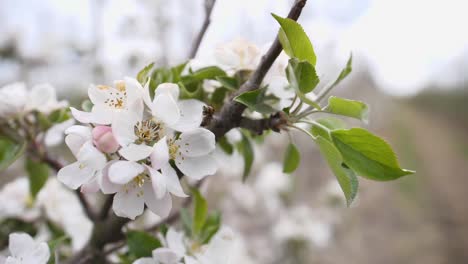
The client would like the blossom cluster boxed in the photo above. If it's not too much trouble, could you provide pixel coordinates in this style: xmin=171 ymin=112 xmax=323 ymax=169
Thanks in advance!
xmin=57 ymin=78 xmax=218 ymax=219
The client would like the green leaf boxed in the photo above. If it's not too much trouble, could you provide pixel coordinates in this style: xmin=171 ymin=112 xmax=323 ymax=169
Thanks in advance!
xmin=283 ymin=143 xmax=300 ymax=173
xmin=234 ymin=88 xmax=277 ymax=114
xmin=126 ymin=231 xmax=162 ymax=258
xmin=286 ymin=61 xmax=321 ymax=110
xmin=81 ymin=100 xmax=93 ymax=112
xmin=286 ymin=58 xmax=319 ymax=93
xmin=191 ymin=66 xmax=226 ymax=81
xmin=331 ymin=128 xmax=414 ymax=181
xmin=180 ymin=208 xmax=192 ymax=237
xmin=315 ymin=136 xmax=358 ymax=206
xmin=192 ymin=188 xmax=208 ymax=237
xmin=136 ymin=62 xmax=155 ymax=84
xmin=272 ymin=14 xmax=317 ymax=66
xmin=237 ymin=132 xmax=254 ymax=181
xmin=326 ymin=96 xmax=369 ymax=122
xmin=217 ymin=136 xmax=234 ymax=155
xmin=200 ymin=211 xmax=221 ymax=244
xmin=0 ymin=137 xmax=26 ymax=171
xmin=310 ymin=117 xmax=346 ymax=141
xmin=332 ymin=53 xmax=352 ymax=87
xmin=48 ymin=108 xmax=70 ymax=124
xmin=48 ymin=236 xmax=69 ymax=253
xmin=216 ymin=76 xmax=239 ymax=91
xmin=211 ymin=87 xmax=229 ymax=109
xmin=26 ymin=158 xmax=49 ymax=200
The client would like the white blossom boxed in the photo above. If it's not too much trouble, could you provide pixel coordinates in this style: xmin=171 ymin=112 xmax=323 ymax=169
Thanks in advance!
xmin=215 ymin=38 xmax=260 ymax=71
xmin=3 ymin=233 xmax=50 ymax=264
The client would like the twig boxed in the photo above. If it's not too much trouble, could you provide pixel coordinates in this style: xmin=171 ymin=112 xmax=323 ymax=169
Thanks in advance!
xmin=75 ymin=190 xmax=97 ymax=221
xmin=99 ymin=195 xmax=114 ymax=220
xmin=189 ymin=0 xmax=217 ymax=59
xmin=239 ymin=112 xmax=289 ymax=135
xmin=207 ymin=0 xmax=308 ymax=139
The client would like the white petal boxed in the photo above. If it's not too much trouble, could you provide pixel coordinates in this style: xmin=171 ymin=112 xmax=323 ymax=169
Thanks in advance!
xmin=65 ymin=134 xmax=86 ymax=158
xmin=113 ymin=187 xmax=145 ymax=220
xmin=21 ymin=242 xmax=50 ymax=264
xmin=88 ymin=84 xmax=108 ymax=105
xmin=99 ymin=162 xmax=121 ymax=194
xmin=154 ymin=83 xmax=179 ymax=100
xmin=80 ymin=177 xmax=100 ymax=193
xmin=90 ymin=105 xmax=113 ymax=125
xmin=8 ymin=233 xmax=35 ymax=257
xmin=166 ymin=228 xmax=186 ymax=257
xmin=119 ymin=143 xmax=155 ymax=161
xmin=57 ymin=162 xmax=95 ymax=189
xmin=146 ymin=166 xmax=167 ymax=199
xmin=44 ymin=119 xmax=75 ymax=147
xmin=184 ymin=256 xmax=200 ymax=264
xmin=108 ymin=161 xmax=144 ymax=185
xmin=152 ymin=248 xmax=180 ymax=264
xmin=161 ymin=165 xmax=187 ymax=197
xmin=170 ymin=100 xmax=204 ymax=132
xmin=152 ymin=93 xmax=180 ymax=126
xmin=70 ymin=107 xmax=95 ymax=124
xmin=77 ymin=142 xmax=107 ymax=170
xmin=65 ymin=125 xmax=92 ymax=138
xmin=178 ymin=128 xmax=215 ymax=157
xmin=150 ymin=137 xmax=169 ymax=170
xmin=112 ymin=111 xmax=139 ymax=147
xmin=27 ymin=83 xmax=56 ymax=112
xmin=176 ymin=154 xmax=217 ymax=180
xmin=143 ymin=183 xmax=172 ymax=218
xmin=124 ymin=77 xmax=144 ymax=105
xmin=133 ymin=257 xmax=155 ymax=264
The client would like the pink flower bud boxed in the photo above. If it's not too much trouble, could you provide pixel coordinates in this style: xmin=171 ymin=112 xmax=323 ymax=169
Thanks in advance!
xmin=92 ymin=126 xmax=119 ymax=153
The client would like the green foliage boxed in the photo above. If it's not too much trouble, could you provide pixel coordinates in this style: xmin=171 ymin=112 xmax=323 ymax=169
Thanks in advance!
xmin=326 ymin=96 xmax=369 ymax=122
xmin=192 ymin=188 xmax=208 ymax=237
xmin=200 ymin=212 xmax=221 ymax=244
xmin=286 ymin=61 xmax=321 ymax=110
xmin=315 ymin=136 xmax=358 ymax=206
xmin=26 ymin=158 xmax=49 ymax=200
xmin=217 ymin=136 xmax=234 ymax=155
xmin=190 ymin=66 xmax=226 ymax=81
xmin=48 ymin=108 xmax=71 ymax=124
xmin=234 ymin=88 xmax=278 ymax=114
xmin=126 ymin=230 xmax=162 ymax=258
xmin=272 ymin=14 xmax=317 ymax=66
xmin=180 ymin=208 xmax=193 ymax=237
xmin=137 ymin=62 xmax=155 ymax=84
xmin=283 ymin=143 xmax=300 ymax=173
xmin=0 ymin=218 xmax=37 ymax=249
xmin=331 ymin=128 xmax=414 ymax=181
xmin=236 ymin=131 xmax=255 ymax=181
xmin=0 ymin=136 xmax=26 ymax=171
xmin=286 ymin=58 xmax=319 ymax=94
xmin=81 ymin=100 xmax=93 ymax=112
xmin=310 ymin=117 xmax=346 ymax=141
xmin=216 ymin=76 xmax=239 ymax=91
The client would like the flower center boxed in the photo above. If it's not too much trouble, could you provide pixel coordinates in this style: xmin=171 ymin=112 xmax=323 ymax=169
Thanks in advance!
xmin=168 ymin=139 xmax=180 ymax=160
xmin=134 ymin=119 xmax=161 ymax=145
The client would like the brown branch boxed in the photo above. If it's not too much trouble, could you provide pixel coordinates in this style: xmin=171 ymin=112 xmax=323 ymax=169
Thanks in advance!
xmin=189 ymin=0 xmax=217 ymax=59
xmin=239 ymin=112 xmax=289 ymax=135
xmin=99 ymin=194 xmax=114 ymax=220
xmin=207 ymin=0 xmax=307 ymax=139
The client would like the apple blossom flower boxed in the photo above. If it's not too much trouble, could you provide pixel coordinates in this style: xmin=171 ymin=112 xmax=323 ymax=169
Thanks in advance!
xmin=215 ymin=38 xmax=260 ymax=71
xmin=57 ymin=125 xmax=107 ymax=190
xmin=152 ymin=128 xmax=217 ymax=181
xmin=3 ymin=233 xmax=50 ymax=264
xmin=133 ymin=227 xmax=240 ymax=264
xmin=0 ymin=82 xmax=67 ymax=119
xmin=44 ymin=119 xmax=75 ymax=147
xmin=0 ymin=177 xmax=40 ymax=221
xmin=70 ymin=78 xmax=144 ymax=125
xmin=102 ymin=158 xmax=187 ymax=220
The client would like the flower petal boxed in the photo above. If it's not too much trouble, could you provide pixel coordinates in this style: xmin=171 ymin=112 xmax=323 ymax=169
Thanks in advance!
xmin=108 ymin=161 xmax=144 ymax=185
xmin=152 ymin=248 xmax=180 ymax=264
xmin=143 ymin=183 xmax=172 ymax=218
xmin=22 ymin=242 xmax=50 ymax=264
xmin=161 ymin=164 xmax=187 ymax=197
xmin=70 ymin=107 xmax=95 ymax=124
xmin=154 ymin=83 xmax=179 ymax=100
xmin=119 ymin=143 xmax=155 ymax=161
xmin=152 ymin=93 xmax=180 ymax=126
xmin=146 ymin=165 xmax=167 ymax=199
xmin=150 ymin=137 xmax=169 ymax=170
xmin=170 ymin=100 xmax=204 ymax=132
xmin=80 ymin=177 xmax=100 ymax=193
xmin=178 ymin=128 xmax=215 ymax=157
xmin=77 ymin=141 xmax=107 ymax=170
xmin=176 ymin=154 xmax=218 ymax=180
xmin=166 ymin=228 xmax=186 ymax=257
xmin=133 ymin=258 xmax=155 ymax=264
xmin=45 ymin=119 xmax=75 ymax=147
xmin=112 ymin=110 xmax=139 ymax=147
xmin=99 ymin=162 xmax=121 ymax=194
xmin=113 ymin=187 xmax=145 ymax=220
xmin=8 ymin=233 xmax=36 ymax=257
xmin=57 ymin=162 xmax=95 ymax=190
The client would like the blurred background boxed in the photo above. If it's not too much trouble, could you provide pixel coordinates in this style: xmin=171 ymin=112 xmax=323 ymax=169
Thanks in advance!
xmin=1 ymin=0 xmax=468 ymax=263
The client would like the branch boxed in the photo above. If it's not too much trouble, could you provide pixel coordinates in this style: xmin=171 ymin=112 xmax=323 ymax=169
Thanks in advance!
xmin=207 ymin=0 xmax=308 ymax=139
xmin=239 ymin=112 xmax=289 ymax=135
xmin=189 ymin=0 xmax=217 ymax=59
